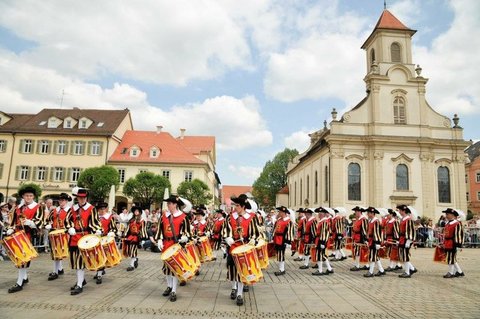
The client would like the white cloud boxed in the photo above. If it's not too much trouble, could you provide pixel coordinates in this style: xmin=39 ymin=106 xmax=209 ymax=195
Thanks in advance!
xmin=228 ymin=165 xmax=262 ymax=182
xmin=284 ymin=129 xmax=312 ymax=153
xmin=388 ymin=0 xmax=423 ymax=27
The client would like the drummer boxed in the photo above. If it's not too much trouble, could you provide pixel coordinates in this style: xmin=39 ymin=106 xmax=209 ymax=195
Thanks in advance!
xmin=384 ymin=209 xmax=402 ymax=272
xmin=5 ymin=186 xmax=44 ymax=293
xmin=272 ymin=206 xmax=294 ymax=276
xmin=441 ymin=208 xmax=465 ymax=278
xmin=45 ymin=192 xmax=72 ymax=281
xmin=349 ymin=206 xmax=369 ymax=271
xmin=363 ymin=207 xmax=385 ymax=277
xmin=192 ymin=208 xmax=207 ymax=237
xmin=95 ymin=201 xmax=117 ymax=284
xmin=123 ymin=206 xmax=147 ymax=272
xmin=65 ymin=188 xmax=102 ymax=295
xmin=211 ymin=209 xmax=227 ymax=259
xmin=396 ymin=204 xmax=418 ymax=278
xmin=223 ymin=194 xmax=260 ymax=306
xmin=155 ymin=195 xmax=192 ymax=302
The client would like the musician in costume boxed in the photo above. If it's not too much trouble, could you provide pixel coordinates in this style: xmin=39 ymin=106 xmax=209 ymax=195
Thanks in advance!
xmin=396 ymin=204 xmax=417 ymax=278
xmin=117 ymin=207 xmax=132 ymax=237
xmin=441 ymin=208 xmax=465 ymax=278
xmin=65 ymin=188 xmax=102 ymax=295
xmin=384 ymin=209 xmax=402 ymax=271
xmin=123 ymin=206 xmax=147 ymax=272
xmin=155 ymin=195 xmax=191 ymax=302
xmin=299 ymin=208 xmax=316 ymax=269
xmin=192 ymin=209 xmax=208 ymax=237
xmin=363 ymin=207 xmax=385 ymax=277
xmin=312 ymin=207 xmax=334 ymax=275
xmin=45 ymin=192 xmax=71 ymax=281
xmin=272 ymin=206 xmax=294 ymax=276
xmin=6 ymin=186 xmax=44 ymax=293
xmin=350 ymin=206 xmax=369 ymax=271
xmin=95 ymin=202 xmax=117 ymax=284
xmin=210 ymin=209 xmax=227 ymax=259
xmin=332 ymin=208 xmax=347 ymax=261
xmin=223 ymin=194 xmax=260 ymax=306
xmin=293 ymin=208 xmax=306 ymax=261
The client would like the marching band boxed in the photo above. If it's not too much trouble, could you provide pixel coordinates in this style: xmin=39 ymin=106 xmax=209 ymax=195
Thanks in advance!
xmin=0 ymin=189 xmax=468 ymax=303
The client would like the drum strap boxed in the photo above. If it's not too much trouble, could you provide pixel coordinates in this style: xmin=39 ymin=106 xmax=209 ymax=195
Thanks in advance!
xmin=168 ymin=214 xmax=178 ymax=243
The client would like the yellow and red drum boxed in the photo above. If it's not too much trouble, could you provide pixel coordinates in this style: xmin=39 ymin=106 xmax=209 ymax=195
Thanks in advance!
xmin=2 ymin=230 xmax=38 ymax=267
xmin=49 ymin=229 xmax=69 ymax=260
xmin=78 ymin=235 xmax=107 ymax=271
xmin=433 ymin=246 xmax=447 ymax=264
xmin=161 ymin=243 xmax=197 ymax=281
xmin=185 ymin=241 xmax=201 ymax=270
xmin=197 ymin=236 xmax=213 ymax=262
xmin=101 ymin=236 xmax=122 ymax=267
xmin=231 ymin=244 xmax=263 ymax=285
xmin=255 ymin=239 xmax=269 ymax=269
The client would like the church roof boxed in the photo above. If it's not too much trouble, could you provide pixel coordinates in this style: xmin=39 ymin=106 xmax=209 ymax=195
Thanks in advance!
xmin=466 ymin=140 xmax=480 ymax=162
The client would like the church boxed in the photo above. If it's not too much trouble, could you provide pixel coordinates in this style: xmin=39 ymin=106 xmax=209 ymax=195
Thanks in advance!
xmin=286 ymin=9 xmax=469 ymax=219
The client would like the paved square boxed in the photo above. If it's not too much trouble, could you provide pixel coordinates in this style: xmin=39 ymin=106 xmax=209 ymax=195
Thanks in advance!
xmin=0 ymin=248 xmax=478 ymax=319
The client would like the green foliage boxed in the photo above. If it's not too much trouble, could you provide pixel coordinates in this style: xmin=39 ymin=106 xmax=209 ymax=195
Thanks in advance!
xmin=17 ymin=183 xmax=42 ymax=200
xmin=77 ymin=165 xmax=119 ymax=202
xmin=177 ymin=179 xmax=211 ymax=207
xmin=123 ymin=172 xmax=171 ymax=208
xmin=252 ymin=148 xmax=299 ymax=207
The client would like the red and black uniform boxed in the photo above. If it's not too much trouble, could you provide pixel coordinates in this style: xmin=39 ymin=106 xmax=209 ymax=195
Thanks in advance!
xmin=384 ymin=217 xmax=399 ymax=261
xmin=443 ymin=219 xmax=463 ymax=265
xmin=192 ymin=220 xmax=207 ymax=237
xmin=296 ymin=216 xmax=306 ymax=255
xmin=99 ymin=213 xmax=117 ymax=236
xmin=123 ymin=216 xmax=147 ymax=258
xmin=210 ymin=217 xmax=225 ymax=250
xmin=273 ymin=217 xmax=294 ymax=262
xmin=303 ymin=216 xmax=317 ymax=256
xmin=65 ymin=203 xmax=102 ymax=269
xmin=314 ymin=217 xmax=331 ymax=262
xmin=367 ymin=217 xmax=382 ymax=262
xmin=398 ymin=215 xmax=416 ymax=262
xmin=352 ymin=215 xmax=368 ymax=259
xmin=47 ymin=205 xmax=70 ymax=260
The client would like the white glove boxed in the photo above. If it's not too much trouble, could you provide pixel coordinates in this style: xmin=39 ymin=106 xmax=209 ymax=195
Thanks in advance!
xmin=107 ymin=232 xmax=115 ymax=238
xmin=117 ymin=230 xmax=122 ymax=237
xmin=193 ymin=238 xmax=198 ymax=244
xmin=225 ymin=237 xmax=234 ymax=246
xmin=405 ymin=240 xmax=412 ymax=248
xmin=6 ymin=228 xmax=14 ymax=236
xmin=95 ymin=229 xmax=102 ymax=236
xmin=248 ymin=238 xmax=256 ymax=246
xmin=45 ymin=224 xmax=52 ymax=230
xmin=179 ymin=235 xmax=188 ymax=243
xmin=157 ymin=241 xmax=164 ymax=251
xmin=24 ymin=219 xmax=36 ymax=228
xmin=320 ymin=244 xmax=325 ymax=249
xmin=205 ymin=231 xmax=211 ymax=237
xmin=68 ymin=227 xmax=76 ymax=236
xmin=375 ymin=244 xmax=381 ymax=250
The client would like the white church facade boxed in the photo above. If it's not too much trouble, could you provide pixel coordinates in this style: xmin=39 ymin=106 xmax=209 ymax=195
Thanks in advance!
xmin=286 ymin=9 xmax=469 ymax=220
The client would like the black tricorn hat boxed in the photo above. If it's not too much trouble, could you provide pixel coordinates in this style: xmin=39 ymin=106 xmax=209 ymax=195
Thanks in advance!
xmin=198 ymin=204 xmax=207 ymax=210
xmin=305 ymin=208 xmax=314 ymax=214
xmin=388 ymin=208 xmax=396 ymax=216
xmin=19 ymin=186 xmax=37 ymax=197
xmin=230 ymin=194 xmax=251 ymax=209
xmin=96 ymin=202 xmax=108 ymax=209
xmin=442 ymin=208 xmax=458 ymax=216
xmin=215 ymin=209 xmax=227 ymax=216
xmin=366 ymin=206 xmax=380 ymax=214
xmin=74 ymin=188 xmax=88 ymax=198
xmin=296 ymin=207 xmax=305 ymax=213
xmin=194 ymin=209 xmax=205 ymax=216
xmin=396 ymin=204 xmax=410 ymax=214
xmin=163 ymin=195 xmax=184 ymax=206
xmin=130 ymin=206 xmax=141 ymax=213
xmin=276 ymin=206 xmax=289 ymax=214
xmin=352 ymin=206 xmax=365 ymax=212
xmin=58 ymin=193 xmax=72 ymax=201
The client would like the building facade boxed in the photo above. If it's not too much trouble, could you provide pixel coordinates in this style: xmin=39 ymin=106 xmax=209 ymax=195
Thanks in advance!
xmin=0 ymin=108 xmax=132 ymax=201
xmin=466 ymin=141 xmax=480 ymax=215
xmin=286 ymin=10 xmax=469 ymax=220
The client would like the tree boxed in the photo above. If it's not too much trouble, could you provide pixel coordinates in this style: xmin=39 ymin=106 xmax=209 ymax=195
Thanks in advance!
xmin=177 ymin=179 xmax=211 ymax=207
xmin=16 ymin=183 xmax=42 ymax=201
xmin=253 ymin=148 xmax=299 ymax=207
xmin=123 ymin=172 xmax=171 ymax=208
xmin=77 ymin=165 xmax=120 ymax=202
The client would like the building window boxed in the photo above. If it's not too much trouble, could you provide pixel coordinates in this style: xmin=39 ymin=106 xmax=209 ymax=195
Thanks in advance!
xmin=90 ymin=141 xmax=101 ymax=155
xmin=47 ymin=118 xmax=57 ymax=128
xmin=162 ymin=170 xmax=170 ymax=180
xmin=184 ymin=171 xmax=193 ymax=182
xmin=118 ymin=169 xmax=126 ymax=183
xmin=150 ymin=148 xmax=160 ymax=158
xmin=477 ymin=192 xmax=480 ymax=201
xmin=438 ymin=166 xmax=451 ymax=203
xmin=348 ymin=163 xmax=361 ymax=201
xmin=65 ymin=120 xmax=72 ymax=128
xmin=391 ymin=42 xmax=401 ymax=62
xmin=36 ymin=166 xmax=47 ymax=181
xmin=306 ymin=175 xmax=310 ymax=203
xmin=393 ymin=96 xmax=406 ymax=124
xmin=80 ymin=120 xmax=87 ymax=129
xmin=71 ymin=168 xmax=81 ymax=182
xmin=314 ymin=171 xmax=318 ymax=203
xmin=396 ymin=164 xmax=409 ymax=190
xmin=325 ymin=166 xmax=329 ymax=202
xmin=476 ymin=172 xmax=480 ymax=183
xmin=73 ymin=141 xmax=84 ymax=155
xmin=38 ymin=140 xmax=50 ymax=154
xmin=466 ymin=192 xmax=470 ymax=202
xmin=131 ymin=148 xmax=139 ymax=157
xmin=0 ymin=163 xmax=3 ymax=179
xmin=370 ymin=48 xmax=375 ymax=64
xmin=18 ymin=166 xmax=30 ymax=180
xmin=0 ymin=140 xmax=6 ymax=152
xmin=53 ymin=167 xmax=64 ymax=182
xmin=22 ymin=139 xmax=33 ymax=153
xmin=294 ymin=182 xmax=297 ymax=206
xmin=56 ymin=141 xmax=67 ymax=154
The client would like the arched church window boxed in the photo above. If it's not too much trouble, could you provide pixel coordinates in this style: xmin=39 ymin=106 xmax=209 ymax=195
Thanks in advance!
xmin=393 ymin=96 xmax=406 ymax=124
xmin=314 ymin=171 xmax=318 ymax=203
xmin=438 ymin=166 xmax=451 ymax=203
xmin=348 ymin=163 xmax=361 ymax=201
xmin=391 ymin=42 xmax=401 ymax=62
xmin=396 ymin=164 xmax=409 ymax=190
xmin=370 ymin=48 xmax=376 ymax=64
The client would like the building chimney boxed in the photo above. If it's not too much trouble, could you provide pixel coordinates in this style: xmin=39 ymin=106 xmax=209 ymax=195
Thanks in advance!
xmin=180 ymin=128 xmax=186 ymax=139
xmin=156 ymin=125 xmax=163 ymax=134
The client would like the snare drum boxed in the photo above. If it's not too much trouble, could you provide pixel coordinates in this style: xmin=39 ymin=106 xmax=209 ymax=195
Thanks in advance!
xmin=185 ymin=241 xmax=201 ymax=270
xmin=359 ymin=245 xmax=369 ymax=263
xmin=78 ymin=235 xmax=107 ymax=271
xmin=2 ymin=230 xmax=38 ymax=267
xmin=344 ymin=237 xmax=353 ymax=250
xmin=197 ymin=236 xmax=213 ymax=262
xmin=267 ymin=242 xmax=276 ymax=258
xmin=310 ymin=245 xmax=317 ymax=263
xmin=231 ymin=244 xmax=263 ymax=285
xmin=161 ymin=243 xmax=197 ymax=281
xmin=433 ymin=246 xmax=447 ymax=264
xmin=377 ymin=246 xmax=387 ymax=259
xmin=255 ymin=239 xmax=269 ymax=269
xmin=49 ymin=229 xmax=69 ymax=260
xmin=101 ymin=236 xmax=122 ymax=267
xmin=326 ymin=237 xmax=334 ymax=250
xmin=389 ymin=245 xmax=399 ymax=261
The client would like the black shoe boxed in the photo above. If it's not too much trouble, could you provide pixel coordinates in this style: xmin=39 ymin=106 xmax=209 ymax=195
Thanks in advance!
xmin=274 ymin=271 xmax=286 ymax=276
xmin=162 ymin=287 xmax=172 ymax=296
xmin=384 ymin=266 xmax=395 ymax=272
xmin=326 ymin=269 xmax=334 ymax=275
xmin=70 ymin=285 xmax=83 ymax=295
xmin=195 ymin=270 xmax=200 ymax=276
xmin=291 ymin=251 xmax=296 ymax=257
xmin=48 ymin=272 xmax=59 ymax=281
xmin=341 ymin=256 xmax=348 ymax=260
xmin=134 ymin=260 xmax=138 ymax=268
xmin=230 ymin=289 xmax=237 ymax=300
xmin=71 ymin=279 xmax=87 ymax=290
xmin=299 ymin=265 xmax=309 ymax=269
xmin=169 ymin=292 xmax=177 ymax=302
xmin=443 ymin=272 xmax=455 ymax=278
xmin=311 ymin=264 xmax=318 ymax=269
xmin=22 ymin=278 xmax=29 ymax=285
xmin=329 ymin=253 xmax=335 ymax=258
xmin=398 ymin=272 xmax=411 ymax=278
xmin=363 ymin=272 xmax=374 ymax=278
xmin=361 ymin=265 xmax=369 ymax=270
xmin=293 ymin=257 xmax=304 ymax=261
xmin=96 ymin=276 xmax=102 ymax=284
xmin=8 ymin=284 xmax=23 ymax=293
xmin=312 ymin=271 xmax=326 ymax=276
xmin=236 ymin=295 xmax=244 ymax=306
xmin=350 ymin=266 xmax=362 ymax=271
xmin=179 ymin=281 xmax=186 ymax=286
xmin=394 ymin=265 xmax=403 ymax=270
xmin=126 ymin=266 xmax=134 ymax=271
xmin=93 ymin=274 xmax=98 ymax=279
xmin=455 ymin=271 xmax=465 ymax=277
xmin=375 ymin=271 xmax=386 ymax=277
xmin=58 ymin=269 xmax=64 ymax=275
xmin=243 ymin=286 xmax=249 ymax=292
xmin=410 ymin=268 xmax=418 ymax=275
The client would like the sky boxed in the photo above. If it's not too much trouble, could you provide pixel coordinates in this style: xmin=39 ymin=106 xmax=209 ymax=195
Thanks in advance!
xmin=0 ymin=0 xmax=479 ymax=186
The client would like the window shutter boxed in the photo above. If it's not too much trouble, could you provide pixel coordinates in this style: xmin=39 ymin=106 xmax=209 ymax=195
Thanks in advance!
xmin=36 ymin=140 xmax=41 ymax=154
xmin=82 ymin=141 xmax=86 ymax=155
xmin=50 ymin=167 xmax=55 ymax=181
xmin=44 ymin=167 xmax=49 ymax=181
xmin=99 ymin=142 xmax=104 ymax=156
xmin=33 ymin=167 xmax=38 ymax=181
xmin=64 ymin=141 xmax=69 ymax=154
xmin=53 ymin=141 xmax=58 ymax=154
xmin=15 ymin=166 xmax=20 ymax=180
xmin=26 ymin=166 xmax=31 ymax=180
xmin=19 ymin=139 xmax=25 ymax=153
xmin=47 ymin=140 xmax=52 ymax=154
xmin=87 ymin=141 xmax=92 ymax=155
xmin=0 ymin=163 xmax=3 ymax=179
xmin=67 ymin=168 xmax=72 ymax=182
xmin=62 ymin=167 xmax=66 ymax=182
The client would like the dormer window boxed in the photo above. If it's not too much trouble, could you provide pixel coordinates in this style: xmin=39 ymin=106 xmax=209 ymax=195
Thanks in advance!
xmin=78 ymin=117 xmax=92 ymax=129
xmin=65 ymin=120 xmax=72 ymax=128
xmin=150 ymin=147 xmax=160 ymax=158
xmin=47 ymin=116 xmax=60 ymax=128
xmin=130 ymin=147 xmax=140 ymax=157
xmin=80 ymin=120 xmax=87 ymax=129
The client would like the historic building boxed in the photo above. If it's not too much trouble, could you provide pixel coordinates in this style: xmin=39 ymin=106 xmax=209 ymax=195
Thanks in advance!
xmin=466 ymin=141 xmax=480 ymax=215
xmin=286 ymin=10 xmax=469 ymax=220
xmin=0 ymin=108 xmax=132 ymax=201
xmin=108 ymin=127 xmax=219 ymax=210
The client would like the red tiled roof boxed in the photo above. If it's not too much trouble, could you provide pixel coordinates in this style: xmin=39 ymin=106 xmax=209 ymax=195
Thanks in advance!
xmin=177 ymin=136 xmax=215 ymax=154
xmin=222 ymin=185 xmax=253 ymax=205
xmin=278 ymin=185 xmax=289 ymax=194
xmin=374 ymin=10 xmax=411 ymax=30
xmin=109 ymin=131 xmax=206 ymax=164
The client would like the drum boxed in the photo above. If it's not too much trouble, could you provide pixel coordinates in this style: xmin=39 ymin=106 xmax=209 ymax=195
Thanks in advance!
xmin=121 ymin=238 xmax=128 ymax=258
xmin=255 ymin=239 xmax=269 ymax=269
xmin=389 ymin=245 xmax=399 ymax=261
xmin=433 ymin=246 xmax=447 ymax=264
xmin=231 ymin=244 xmax=263 ymax=285
xmin=359 ymin=245 xmax=369 ymax=263
xmin=185 ymin=241 xmax=201 ymax=270
xmin=2 ymin=230 xmax=38 ymax=267
xmin=78 ymin=235 xmax=107 ymax=271
xmin=197 ymin=236 xmax=213 ymax=262
xmin=101 ymin=236 xmax=122 ymax=267
xmin=49 ymin=229 xmax=69 ymax=260
xmin=267 ymin=242 xmax=276 ymax=258
xmin=377 ymin=246 xmax=387 ymax=259
xmin=344 ymin=237 xmax=353 ymax=250
xmin=161 ymin=243 xmax=197 ymax=281
xmin=326 ymin=237 xmax=334 ymax=250
xmin=310 ymin=245 xmax=317 ymax=263
xmin=291 ymin=239 xmax=297 ymax=252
